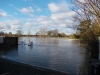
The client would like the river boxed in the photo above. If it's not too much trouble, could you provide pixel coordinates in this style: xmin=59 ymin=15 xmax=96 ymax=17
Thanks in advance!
xmin=0 ymin=37 xmax=90 ymax=75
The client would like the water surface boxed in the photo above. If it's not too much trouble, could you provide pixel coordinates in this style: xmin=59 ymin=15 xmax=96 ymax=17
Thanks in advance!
xmin=0 ymin=37 xmax=90 ymax=75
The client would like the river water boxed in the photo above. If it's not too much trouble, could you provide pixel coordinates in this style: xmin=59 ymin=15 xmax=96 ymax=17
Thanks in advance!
xmin=0 ymin=37 xmax=90 ymax=75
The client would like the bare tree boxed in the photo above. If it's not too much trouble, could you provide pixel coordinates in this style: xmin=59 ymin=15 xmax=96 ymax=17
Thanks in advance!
xmin=16 ymin=30 xmax=23 ymax=36
xmin=71 ymin=0 xmax=100 ymax=25
xmin=27 ymin=30 xmax=31 ymax=37
xmin=52 ymin=29 xmax=59 ymax=37
xmin=47 ymin=29 xmax=59 ymax=37
xmin=0 ymin=31 xmax=4 ymax=36
xmin=71 ymin=0 xmax=100 ymax=59
xmin=8 ymin=32 xmax=12 ymax=36
xmin=37 ymin=27 xmax=47 ymax=37
xmin=47 ymin=31 xmax=52 ymax=37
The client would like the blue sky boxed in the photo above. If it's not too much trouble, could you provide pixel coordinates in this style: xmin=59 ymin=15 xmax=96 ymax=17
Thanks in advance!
xmin=0 ymin=0 xmax=76 ymax=35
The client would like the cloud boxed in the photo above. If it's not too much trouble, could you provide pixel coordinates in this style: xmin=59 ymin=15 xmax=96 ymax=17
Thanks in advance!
xmin=9 ymin=4 xmax=34 ymax=17
xmin=48 ymin=2 xmax=76 ymax=22
xmin=0 ymin=1 xmax=76 ymax=34
xmin=19 ymin=6 xmax=34 ymax=17
xmin=47 ymin=1 xmax=77 ymax=34
xmin=48 ymin=3 xmax=59 ymax=12
xmin=0 ymin=21 xmax=11 ymax=31
xmin=0 ymin=19 xmax=22 ymax=32
xmin=78 ymin=0 xmax=86 ymax=3
xmin=48 ymin=2 xmax=70 ymax=13
xmin=48 ymin=2 xmax=76 ymax=16
xmin=0 ymin=9 xmax=12 ymax=17
xmin=37 ymin=16 xmax=48 ymax=21
xmin=36 ymin=15 xmax=56 ymax=27
xmin=51 ymin=11 xmax=76 ymax=21
xmin=19 ymin=6 xmax=34 ymax=14
xmin=48 ymin=2 xmax=76 ymax=27
xmin=8 ymin=19 xmax=22 ymax=29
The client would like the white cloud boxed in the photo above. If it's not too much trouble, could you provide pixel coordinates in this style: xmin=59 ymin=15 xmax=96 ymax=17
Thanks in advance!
xmin=48 ymin=3 xmax=59 ymax=12
xmin=40 ymin=20 xmax=52 ymax=26
xmin=24 ymin=22 xmax=34 ymax=28
xmin=36 ymin=16 xmax=55 ymax=26
xmin=51 ymin=13 xmax=67 ymax=21
xmin=0 ymin=19 xmax=22 ymax=32
xmin=0 ymin=9 xmax=11 ymax=17
xmin=19 ymin=6 xmax=34 ymax=17
xmin=51 ymin=11 xmax=76 ymax=21
xmin=6 ymin=19 xmax=21 ymax=25
xmin=48 ymin=1 xmax=76 ymax=25
xmin=0 ymin=22 xmax=11 ymax=30
xmin=48 ymin=2 xmax=69 ymax=13
xmin=48 ymin=1 xmax=76 ymax=19
xmin=78 ymin=0 xmax=86 ymax=3
xmin=37 ymin=15 xmax=48 ymax=21
xmin=20 ymin=6 xmax=34 ymax=14
xmin=47 ymin=1 xmax=77 ymax=34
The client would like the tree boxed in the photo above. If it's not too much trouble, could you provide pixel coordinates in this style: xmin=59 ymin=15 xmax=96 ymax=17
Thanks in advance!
xmin=37 ymin=27 xmax=47 ymax=37
xmin=58 ymin=33 xmax=62 ymax=37
xmin=60 ymin=33 xmax=66 ymax=37
xmin=73 ymin=33 xmax=80 ymax=39
xmin=54 ymin=29 xmax=59 ymax=37
xmin=8 ymin=32 xmax=12 ymax=36
xmin=47 ymin=31 xmax=52 ymax=37
xmin=78 ymin=20 xmax=100 ymax=58
xmin=47 ymin=29 xmax=59 ymax=37
xmin=27 ymin=30 xmax=31 ymax=37
xmin=4 ymin=32 xmax=8 ymax=36
xmin=52 ymin=29 xmax=59 ymax=37
xmin=16 ymin=30 xmax=23 ymax=36
xmin=0 ymin=31 xmax=4 ymax=36
xmin=71 ymin=0 xmax=100 ymax=58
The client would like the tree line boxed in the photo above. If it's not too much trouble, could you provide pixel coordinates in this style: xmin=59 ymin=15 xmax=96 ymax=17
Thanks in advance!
xmin=0 ymin=29 xmax=71 ymax=38
xmin=36 ymin=27 xmax=67 ymax=37
xmin=0 ymin=30 xmax=23 ymax=37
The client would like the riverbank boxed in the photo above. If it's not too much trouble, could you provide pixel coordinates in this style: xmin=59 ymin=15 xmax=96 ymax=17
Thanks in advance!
xmin=0 ymin=57 xmax=72 ymax=75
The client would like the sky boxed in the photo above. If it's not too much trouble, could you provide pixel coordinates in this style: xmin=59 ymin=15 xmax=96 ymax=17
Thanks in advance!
xmin=0 ymin=0 xmax=77 ymax=35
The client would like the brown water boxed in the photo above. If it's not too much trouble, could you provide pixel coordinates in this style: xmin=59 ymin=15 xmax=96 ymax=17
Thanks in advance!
xmin=0 ymin=37 xmax=90 ymax=75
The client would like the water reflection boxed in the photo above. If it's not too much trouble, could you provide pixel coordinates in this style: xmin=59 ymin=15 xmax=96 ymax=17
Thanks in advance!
xmin=78 ymin=48 xmax=90 ymax=75
xmin=0 ymin=46 xmax=18 ymax=59
xmin=0 ymin=37 xmax=90 ymax=75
